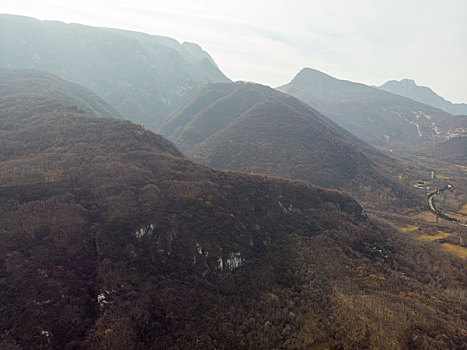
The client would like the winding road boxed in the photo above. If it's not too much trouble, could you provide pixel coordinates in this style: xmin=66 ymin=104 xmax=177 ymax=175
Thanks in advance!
xmin=427 ymin=184 xmax=467 ymax=227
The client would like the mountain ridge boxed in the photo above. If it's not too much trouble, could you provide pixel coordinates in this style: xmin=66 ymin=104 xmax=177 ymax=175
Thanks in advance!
xmin=278 ymin=68 xmax=454 ymax=152
xmin=0 ymin=68 xmax=124 ymax=120
xmin=379 ymin=78 xmax=467 ymax=116
xmin=160 ymin=81 xmax=418 ymax=208
xmin=0 ymin=14 xmax=230 ymax=129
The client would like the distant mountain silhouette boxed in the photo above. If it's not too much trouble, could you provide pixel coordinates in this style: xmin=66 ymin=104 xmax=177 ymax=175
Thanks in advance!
xmin=278 ymin=68 xmax=454 ymax=152
xmin=379 ymin=79 xmax=467 ymax=116
xmin=0 ymin=14 xmax=230 ymax=129
xmin=160 ymin=82 xmax=417 ymax=207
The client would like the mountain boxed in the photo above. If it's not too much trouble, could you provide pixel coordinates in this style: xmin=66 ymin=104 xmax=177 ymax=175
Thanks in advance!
xmin=278 ymin=68 xmax=454 ymax=151
xmin=0 ymin=14 xmax=230 ymax=129
xmin=0 ymin=68 xmax=123 ymax=120
xmin=159 ymin=82 xmax=417 ymax=208
xmin=1 ymin=71 xmax=465 ymax=349
xmin=379 ymin=79 xmax=467 ymax=116
xmin=431 ymin=115 xmax=467 ymax=165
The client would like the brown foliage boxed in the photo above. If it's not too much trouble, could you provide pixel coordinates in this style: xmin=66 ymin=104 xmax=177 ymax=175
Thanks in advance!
xmin=0 ymin=78 xmax=465 ymax=349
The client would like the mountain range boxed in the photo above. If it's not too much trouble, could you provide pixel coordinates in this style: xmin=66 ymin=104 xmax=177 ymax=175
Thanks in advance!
xmin=1 ymin=13 xmax=464 ymax=165
xmin=376 ymin=79 xmax=466 ymax=165
xmin=0 ymin=14 xmax=230 ymax=129
xmin=1 ymin=10 xmax=466 ymax=349
xmin=278 ymin=68 xmax=455 ymax=152
xmin=1 ymin=69 xmax=465 ymax=349
xmin=159 ymin=82 xmax=418 ymax=208
xmin=379 ymin=79 xmax=467 ymax=116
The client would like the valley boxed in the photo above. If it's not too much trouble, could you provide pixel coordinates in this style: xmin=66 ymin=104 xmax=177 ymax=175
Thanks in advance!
xmin=427 ymin=184 xmax=462 ymax=225
xmin=369 ymin=154 xmax=467 ymax=261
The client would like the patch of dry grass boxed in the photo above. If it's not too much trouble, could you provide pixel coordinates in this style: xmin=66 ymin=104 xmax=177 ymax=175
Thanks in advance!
xmin=399 ymin=225 xmax=419 ymax=233
xmin=441 ymin=243 xmax=467 ymax=259
xmin=458 ymin=204 xmax=467 ymax=215
xmin=417 ymin=231 xmax=450 ymax=242
xmin=411 ymin=211 xmax=437 ymax=223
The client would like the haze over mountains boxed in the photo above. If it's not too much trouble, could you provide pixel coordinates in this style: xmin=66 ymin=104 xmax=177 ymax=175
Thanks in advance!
xmin=1 ymin=69 xmax=465 ymax=349
xmin=0 ymin=14 xmax=230 ymax=129
xmin=379 ymin=79 xmax=467 ymax=116
xmin=1 ymin=13 xmax=464 ymax=162
xmin=278 ymin=68 xmax=455 ymax=151
xmin=377 ymin=79 xmax=467 ymax=165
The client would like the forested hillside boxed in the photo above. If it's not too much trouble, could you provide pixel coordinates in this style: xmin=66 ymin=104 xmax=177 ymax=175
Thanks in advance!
xmin=160 ymin=82 xmax=419 ymax=208
xmin=0 ymin=71 xmax=465 ymax=349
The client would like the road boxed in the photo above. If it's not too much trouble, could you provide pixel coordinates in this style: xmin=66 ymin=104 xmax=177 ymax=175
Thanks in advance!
xmin=427 ymin=184 xmax=467 ymax=226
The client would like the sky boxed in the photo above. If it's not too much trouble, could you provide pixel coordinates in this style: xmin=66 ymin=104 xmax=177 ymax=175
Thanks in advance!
xmin=2 ymin=0 xmax=467 ymax=102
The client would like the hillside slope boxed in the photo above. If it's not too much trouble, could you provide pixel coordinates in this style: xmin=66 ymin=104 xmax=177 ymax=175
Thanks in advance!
xmin=160 ymin=82 xmax=417 ymax=207
xmin=431 ymin=115 xmax=467 ymax=165
xmin=278 ymin=68 xmax=453 ymax=151
xmin=1 ymin=73 xmax=465 ymax=349
xmin=0 ymin=14 xmax=230 ymax=129
xmin=0 ymin=68 xmax=123 ymax=120
xmin=379 ymin=79 xmax=467 ymax=116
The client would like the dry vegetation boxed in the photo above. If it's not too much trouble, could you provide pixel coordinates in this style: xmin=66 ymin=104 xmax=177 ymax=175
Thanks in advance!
xmin=0 ymin=73 xmax=466 ymax=349
xmin=160 ymin=82 xmax=421 ymax=210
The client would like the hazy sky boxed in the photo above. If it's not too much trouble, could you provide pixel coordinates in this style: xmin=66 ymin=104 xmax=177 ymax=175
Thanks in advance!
xmin=2 ymin=0 xmax=467 ymax=102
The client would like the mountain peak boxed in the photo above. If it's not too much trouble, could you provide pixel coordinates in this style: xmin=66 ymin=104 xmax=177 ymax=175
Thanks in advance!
xmin=180 ymin=41 xmax=219 ymax=68
xmin=379 ymin=78 xmax=467 ymax=115
xmin=278 ymin=68 xmax=452 ymax=150
xmin=400 ymin=78 xmax=417 ymax=86
xmin=295 ymin=67 xmax=334 ymax=80
xmin=382 ymin=78 xmax=417 ymax=89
